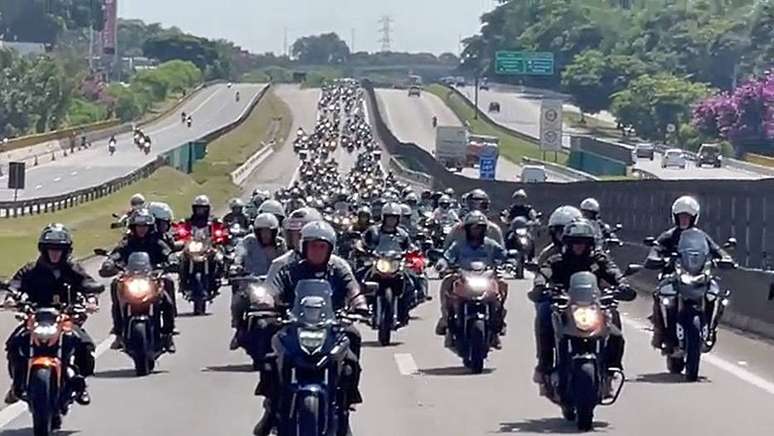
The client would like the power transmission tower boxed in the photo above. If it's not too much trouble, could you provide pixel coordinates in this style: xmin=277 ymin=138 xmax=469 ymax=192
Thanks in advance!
xmin=378 ymin=16 xmax=394 ymax=52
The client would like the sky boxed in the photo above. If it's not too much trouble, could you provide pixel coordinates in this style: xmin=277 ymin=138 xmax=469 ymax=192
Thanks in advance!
xmin=118 ymin=0 xmax=497 ymax=55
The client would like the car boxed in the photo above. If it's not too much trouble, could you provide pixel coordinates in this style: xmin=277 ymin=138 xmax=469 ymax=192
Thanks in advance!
xmin=697 ymin=143 xmax=723 ymax=168
xmin=488 ymin=101 xmax=501 ymax=113
xmin=661 ymin=148 xmax=687 ymax=169
xmin=408 ymin=86 xmax=421 ymax=97
xmin=520 ymin=165 xmax=547 ymax=183
xmin=455 ymin=77 xmax=467 ymax=87
xmin=633 ymin=142 xmax=655 ymax=160
xmin=479 ymin=80 xmax=490 ymax=91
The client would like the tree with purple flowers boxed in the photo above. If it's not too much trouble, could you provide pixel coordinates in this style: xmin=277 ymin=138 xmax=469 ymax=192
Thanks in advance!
xmin=693 ymin=72 xmax=774 ymax=151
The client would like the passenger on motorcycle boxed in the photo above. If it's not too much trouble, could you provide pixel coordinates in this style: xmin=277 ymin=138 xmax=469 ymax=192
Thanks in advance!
xmin=254 ymin=221 xmax=369 ymax=436
xmin=644 ymin=195 xmax=732 ymax=349
xmin=580 ymin=197 xmax=617 ymax=248
xmin=223 ymin=198 xmax=250 ymax=229
xmin=531 ymin=219 xmax=635 ymax=391
xmin=229 ymin=213 xmax=287 ymax=350
xmin=4 ymin=224 xmax=104 ymax=406
xmin=435 ymin=211 xmax=508 ymax=348
xmin=444 ymin=189 xmax=504 ymax=248
xmin=148 ymin=201 xmax=180 ymax=252
xmin=100 ymin=210 xmax=177 ymax=353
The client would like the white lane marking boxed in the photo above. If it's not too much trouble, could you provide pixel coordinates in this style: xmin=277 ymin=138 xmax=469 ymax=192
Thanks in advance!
xmin=71 ymin=171 xmax=78 ymax=176
xmin=394 ymin=353 xmax=419 ymax=376
xmin=53 ymin=177 xmax=61 ymax=182
xmin=35 ymin=185 xmax=42 ymax=190
xmin=739 ymin=361 xmax=749 ymax=366
xmin=0 ymin=334 xmax=114 ymax=429
xmin=621 ymin=317 xmax=774 ymax=396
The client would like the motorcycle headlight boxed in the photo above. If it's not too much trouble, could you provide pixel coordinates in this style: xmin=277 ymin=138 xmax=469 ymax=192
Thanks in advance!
xmin=188 ymin=241 xmax=204 ymax=254
xmin=126 ymin=278 xmax=153 ymax=298
xmin=248 ymin=284 xmax=274 ymax=307
xmin=299 ymin=329 xmax=327 ymax=354
xmin=465 ymin=276 xmax=490 ymax=291
xmin=679 ymin=273 xmax=706 ymax=286
xmin=516 ymin=228 xmax=528 ymax=236
xmin=376 ymin=258 xmax=398 ymax=274
xmin=519 ymin=237 xmax=529 ymax=246
xmin=33 ymin=323 xmax=60 ymax=342
xmin=572 ymin=306 xmax=602 ymax=332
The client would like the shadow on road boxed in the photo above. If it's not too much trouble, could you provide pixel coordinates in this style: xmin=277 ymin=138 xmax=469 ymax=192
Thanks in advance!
xmin=1 ymin=430 xmax=79 ymax=436
xmin=498 ymin=417 xmax=609 ymax=433
xmin=419 ymin=366 xmax=494 ymax=376
xmin=202 ymin=363 xmax=256 ymax=373
xmin=361 ymin=340 xmax=404 ymax=348
xmin=93 ymin=368 xmax=169 ymax=379
xmin=177 ymin=312 xmax=214 ymax=318
xmin=630 ymin=372 xmax=711 ymax=384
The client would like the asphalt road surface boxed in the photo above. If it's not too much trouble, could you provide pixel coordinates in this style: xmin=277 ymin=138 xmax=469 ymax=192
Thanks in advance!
xmin=458 ymin=85 xmax=765 ymax=181
xmin=0 ymin=83 xmax=266 ymax=201
xmin=2 ymin=86 xmax=774 ymax=435
xmin=374 ymin=89 xmax=573 ymax=183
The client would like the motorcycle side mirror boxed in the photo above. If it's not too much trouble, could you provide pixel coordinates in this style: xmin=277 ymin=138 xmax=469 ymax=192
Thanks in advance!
xmin=427 ymin=249 xmax=444 ymax=263
xmin=364 ymin=281 xmax=379 ymax=295
xmin=110 ymin=222 xmax=123 ymax=229
xmin=112 ymin=213 xmax=120 ymax=219
xmin=717 ymin=259 xmax=736 ymax=270
xmin=724 ymin=238 xmax=737 ymax=249
xmin=624 ymin=264 xmax=643 ymax=276
xmin=615 ymin=223 xmax=623 ymax=231
xmin=536 ymin=212 xmax=544 ymax=219
xmin=93 ymin=248 xmax=109 ymax=257
xmin=524 ymin=261 xmax=539 ymax=272
xmin=643 ymin=236 xmax=656 ymax=246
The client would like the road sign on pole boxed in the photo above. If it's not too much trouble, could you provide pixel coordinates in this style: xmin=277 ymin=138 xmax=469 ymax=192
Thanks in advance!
xmin=540 ymin=100 xmax=563 ymax=151
xmin=479 ymin=145 xmax=498 ymax=180
xmin=495 ymin=51 xmax=555 ymax=76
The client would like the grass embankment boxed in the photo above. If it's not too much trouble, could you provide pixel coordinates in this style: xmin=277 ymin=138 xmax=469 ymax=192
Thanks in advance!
xmin=564 ymin=112 xmax=623 ymax=139
xmin=427 ymin=84 xmax=568 ymax=166
xmin=0 ymin=89 xmax=292 ymax=277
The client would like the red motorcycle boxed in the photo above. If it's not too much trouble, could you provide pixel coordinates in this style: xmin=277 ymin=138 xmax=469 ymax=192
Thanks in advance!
xmin=172 ymin=221 xmax=228 ymax=315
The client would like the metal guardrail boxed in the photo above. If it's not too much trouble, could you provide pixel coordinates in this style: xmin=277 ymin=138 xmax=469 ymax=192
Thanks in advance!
xmin=388 ymin=156 xmax=433 ymax=187
xmin=521 ymin=157 xmax=598 ymax=181
xmin=0 ymin=83 xmax=271 ymax=218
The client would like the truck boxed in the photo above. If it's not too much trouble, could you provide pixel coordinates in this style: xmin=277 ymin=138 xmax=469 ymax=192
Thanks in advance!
xmin=467 ymin=134 xmax=499 ymax=168
xmin=434 ymin=126 xmax=468 ymax=171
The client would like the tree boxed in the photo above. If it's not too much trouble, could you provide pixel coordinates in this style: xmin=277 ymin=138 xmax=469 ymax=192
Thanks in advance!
xmin=611 ymin=73 xmax=712 ymax=140
xmin=0 ymin=0 xmax=105 ymax=44
xmin=291 ymin=33 xmax=350 ymax=65
xmin=142 ymin=34 xmax=231 ymax=79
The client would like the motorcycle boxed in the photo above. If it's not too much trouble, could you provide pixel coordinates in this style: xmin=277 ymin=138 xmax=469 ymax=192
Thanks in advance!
xmin=272 ymin=279 xmax=366 ymax=436
xmin=174 ymin=222 xmax=227 ymax=315
xmin=186 ymin=117 xmax=192 ymax=128
xmin=236 ymin=91 xmax=241 ymax=102
xmin=95 ymin=250 xmax=168 ymax=376
xmin=505 ymin=217 xmax=534 ymax=279
xmin=108 ymin=140 xmax=116 ymax=156
xmin=223 ymin=222 xmax=249 ymax=270
xmin=435 ymin=259 xmax=508 ymax=373
xmin=646 ymin=229 xmax=736 ymax=382
xmin=1 ymin=285 xmax=95 ymax=436
xmin=229 ymin=275 xmax=280 ymax=370
xmin=143 ymin=141 xmax=151 ymax=155
xmin=429 ymin=216 xmax=457 ymax=250
xmin=362 ymin=238 xmax=412 ymax=346
xmin=432 ymin=116 xmax=438 ymax=128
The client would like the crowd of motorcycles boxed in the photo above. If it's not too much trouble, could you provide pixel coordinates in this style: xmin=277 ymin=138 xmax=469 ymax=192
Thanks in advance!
xmin=0 ymin=79 xmax=741 ymax=436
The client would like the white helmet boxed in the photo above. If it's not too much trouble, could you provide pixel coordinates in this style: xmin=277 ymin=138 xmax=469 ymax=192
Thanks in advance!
xmin=580 ymin=198 xmax=600 ymax=214
xmin=148 ymin=201 xmax=174 ymax=222
xmin=193 ymin=195 xmax=211 ymax=207
xmin=671 ymin=195 xmax=700 ymax=225
xmin=130 ymin=193 xmax=146 ymax=208
xmin=548 ymin=206 xmax=582 ymax=228
xmin=253 ymin=213 xmax=279 ymax=230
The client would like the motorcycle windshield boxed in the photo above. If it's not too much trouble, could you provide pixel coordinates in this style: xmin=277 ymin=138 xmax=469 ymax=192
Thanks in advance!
xmin=375 ymin=237 xmax=403 ymax=257
xmin=290 ymin=280 xmax=336 ymax=328
xmin=567 ymin=272 xmax=600 ymax=305
xmin=126 ymin=252 xmax=152 ymax=274
xmin=678 ymin=229 xmax=710 ymax=275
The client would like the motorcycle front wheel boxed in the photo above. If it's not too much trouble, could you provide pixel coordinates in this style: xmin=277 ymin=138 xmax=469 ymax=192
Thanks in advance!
xmin=29 ymin=366 xmax=56 ymax=436
xmin=572 ymin=361 xmax=597 ymax=431
xmin=467 ymin=319 xmax=486 ymax=374
xmin=377 ymin=287 xmax=394 ymax=346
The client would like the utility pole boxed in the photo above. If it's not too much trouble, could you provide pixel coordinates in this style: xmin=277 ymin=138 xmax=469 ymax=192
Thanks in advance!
xmin=283 ymin=27 xmax=288 ymax=58
xmin=378 ymin=16 xmax=394 ymax=52
xmin=350 ymin=28 xmax=355 ymax=52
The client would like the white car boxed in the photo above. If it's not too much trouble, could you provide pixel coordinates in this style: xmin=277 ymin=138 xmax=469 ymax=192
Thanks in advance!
xmin=520 ymin=165 xmax=547 ymax=183
xmin=661 ymin=149 xmax=687 ymax=169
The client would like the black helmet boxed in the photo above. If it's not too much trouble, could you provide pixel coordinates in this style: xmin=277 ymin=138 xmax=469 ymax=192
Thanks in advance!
xmin=562 ymin=218 xmax=596 ymax=248
xmin=421 ymin=190 xmax=433 ymax=200
xmin=38 ymin=223 xmax=73 ymax=261
xmin=129 ymin=209 xmax=155 ymax=228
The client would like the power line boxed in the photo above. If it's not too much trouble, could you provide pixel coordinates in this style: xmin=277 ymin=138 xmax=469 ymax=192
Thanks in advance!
xmin=378 ymin=15 xmax=394 ymax=52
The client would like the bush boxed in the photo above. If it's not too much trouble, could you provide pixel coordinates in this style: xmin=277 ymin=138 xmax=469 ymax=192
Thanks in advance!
xmin=68 ymin=98 xmax=107 ymax=125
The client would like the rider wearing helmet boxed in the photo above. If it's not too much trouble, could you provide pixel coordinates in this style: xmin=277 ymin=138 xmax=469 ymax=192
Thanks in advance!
xmin=435 ymin=211 xmax=509 ymax=347
xmin=444 ymin=189 xmax=504 ymax=248
xmin=119 ymin=193 xmax=147 ymax=226
xmin=187 ymin=195 xmax=215 ymax=229
xmin=264 ymin=207 xmax=324 ymax=283
xmin=258 ymin=200 xmax=287 ymax=228
xmin=4 ymin=224 xmax=104 ymax=407
xmin=433 ymin=194 xmax=459 ymax=223
xmin=255 ymin=221 xmax=368 ymax=436
xmin=228 ymin=213 xmax=287 ymax=350
xmin=223 ymin=198 xmax=250 ymax=229
xmin=505 ymin=189 xmax=538 ymax=222
xmin=532 ymin=218 xmax=634 ymax=391
xmin=533 ymin=206 xmax=583 ymax=270
xmin=248 ymin=189 xmax=270 ymax=219
xmin=363 ymin=202 xmax=412 ymax=252
xmin=644 ymin=195 xmax=732 ymax=349
xmin=399 ymin=203 xmax=417 ymax=237
xmin=352 ymin=206 xmax=373 ymax=233
xmin=100 ymin=209 xmax=177 ymax=353
xmin=148 ymin=202 xmax=179 ymax=251
xmin=579 ymin=197 xmax=617 ymax=247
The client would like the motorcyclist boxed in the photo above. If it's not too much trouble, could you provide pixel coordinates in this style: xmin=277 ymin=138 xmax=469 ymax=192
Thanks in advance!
xmin=118 ymin=193 xmax=147 ymax=226
xmin=444 ymin=189 xmax=504 ymax=248
xmin=187 ymin=195 xmax=216 ymax=229
xmin=399 ymin=203 xmax=417 ymax=237
xmin=644 ymin=195 xmax=733 ymax=349
xmin=148 ymin=201 xmax=180 ymax=252
xmin=505 ymin=189 xmax=538 ymax=222
xmin=363 ymin=202 xmax=412 ymax=252
xmin=182 ymin=195 xmax=224 ymax=295
xmin=186 ymin=114 xmax=192 ymax=126
xmin=531 ymin=219 xmax=635 ymax=391
xmin=434 ymin=211 xmax=508 ymax=347
xmin=228 ymin=213 xmax=287 ymax=350
xmin=108 ymin=135 xmax=117 ymax=152
xmin=433 ymin=194 xmax=459 ymax=223
xmin=258 ymin=199 xmax=287 ymax=228
xmin=265 ymin=207 xmax=324 ymax=279
xmin=181 ymin=111 xmax=187 ymax=123
xmin=580 ymin=197 xmax=617 ymax=247
xmin=4 ymin=224 xmax=104 ymax=407
xmin=351 ymin=206 xmax=372 ymax=233
xmin=223 ymin=198 xmax=250 ymax=229
xmin=100 ymin=210 xmax=177 ymax=353
xmin=253 ymin=221 xmax=369 ymax=436
xmin=419 ymin=189 xmax=434 ymax=214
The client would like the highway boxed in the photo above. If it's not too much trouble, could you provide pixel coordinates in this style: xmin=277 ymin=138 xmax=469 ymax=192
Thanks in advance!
xmin=0 ymin=83 xmax=266 ymax=201
xmin=0 ymin=85 xmax=773 ymax=436
xmin=457 ymin=85 xmax=765 ymax=181
xmin=374 ymin=89 xmax=573 ymax=183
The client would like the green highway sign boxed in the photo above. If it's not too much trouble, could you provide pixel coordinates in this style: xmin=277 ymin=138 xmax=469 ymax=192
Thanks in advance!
xmin=495 ymin=51 xmax=555 ymax=76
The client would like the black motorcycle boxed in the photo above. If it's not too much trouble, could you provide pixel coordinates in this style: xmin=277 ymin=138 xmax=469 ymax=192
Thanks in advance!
xmin=362 ymin=238 xmax=411 ymax=346
xmin=272 ymin=279 xmax=365 ymax=436
xmin=230 ymin=275 xmax=280 ymax=370
xmin=505 ymin=217 xmax=534 ymax=279
xmin=647 ymin=229 xmax=736 ymax=381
